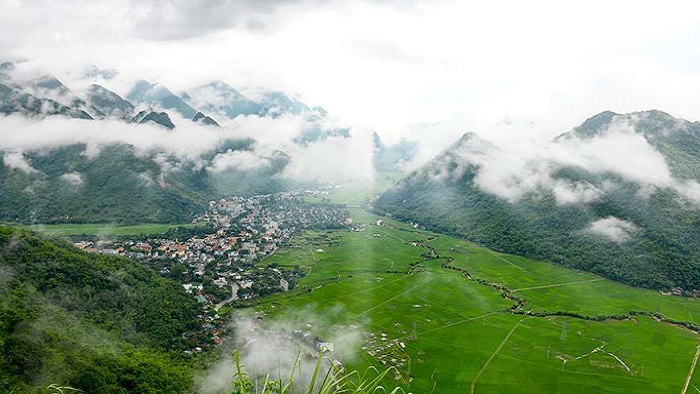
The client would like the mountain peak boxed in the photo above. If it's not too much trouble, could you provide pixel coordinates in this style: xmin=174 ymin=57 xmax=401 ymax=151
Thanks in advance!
xmin=257 ymin=91 xmax=311 ymax=117
xmin=192 ymin=111 xmax=221 ymax=127
xmin=0 ymin=61 xmax=14 ymax=72
xmin=86 ymin=84 xmax=134 ymax=118
xmin=571 ymin=110 xmax=619 ymax=137
xmin=182 ymin=81 xmax=264 ymax=119
xmin=372 ymin=131 xmax=386 ymax=151
xmin=130 ymin=110 xmax=175 ymax=129
xmin=127 ymin=80 xmax=197 ymax=119
xmin=558 ymin=110 xmax=696 ymax=142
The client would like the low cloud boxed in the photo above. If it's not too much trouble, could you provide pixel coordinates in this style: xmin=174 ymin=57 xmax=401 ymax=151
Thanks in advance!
xmin=60 ymin=172 xmax=84 ymax=187
xmin=0 ymin=110 xmax=377 ymax=186
xmin=584 ymin=216 xmax=638 ymax=243
xmin=197 ymin=312 xmax=366 ymax=394
xmin=130 ymin=0 xmax=325 ymax=40
xmin=2 ymin=151 xmax=38 ymax=174
xmin=448 ymin=114 xmax=700 ymax=205
xmin=210 ymin=150 xmax=271 ymax=172
xmin=282 ymin=132 xmax=376 ymax=185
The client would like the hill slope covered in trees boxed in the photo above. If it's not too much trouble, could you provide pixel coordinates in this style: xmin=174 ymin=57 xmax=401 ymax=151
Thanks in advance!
xmin=0 ymin=226 xmax=202 ymax=393
xmin=376 ymin=111 xmax=700 ymax=292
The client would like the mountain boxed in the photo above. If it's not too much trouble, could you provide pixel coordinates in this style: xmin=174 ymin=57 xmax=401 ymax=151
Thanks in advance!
xmin=85 ymin=83 xmax=134 ymax=119
xmin=0 ymin=226 xmax=199 ymax=393
xmin=192 ymin=111 xmax=221 ymax=127
xmin=292 ymin=126 xmax=350 ymax=146
xmin=27 ymin=75 xmax=105 ymax=119
xmin=372 ymin=131 xmax=418 ymax=172
xmin=0 ymin=82 xmax=93 ymax=119
xmin=182 ymin=81 xmax=264 ymax=119
xmin=558 ymin=110 xmax=700 ymax=180
xmin=127 ymin=80 xmax=198 ymax=119
xmin=130 ymin=110 xmax=176 ymax=129
xmin=0 ymin=139 xmax=295 ymax=224
xmin=205 ymin=144 xmax=294 ymax=196
xmin=0 ymin=144 xmax=211 ymax=224
xmin=375 ymin=111 xmax=700 ymax=292
xmin=256 ymin=91 xmax=311 ymax=117
xmin=0 ymin=61 xmax=14 ymax=72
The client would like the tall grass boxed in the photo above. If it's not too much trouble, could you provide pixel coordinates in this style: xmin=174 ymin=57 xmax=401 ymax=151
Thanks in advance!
xmin=43 ymin=385 xmax=82 ymax=394
xmin=230 ymin=349 xmax=406 ymax=394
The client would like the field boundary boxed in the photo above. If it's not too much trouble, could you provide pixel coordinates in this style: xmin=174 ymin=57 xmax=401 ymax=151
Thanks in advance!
xmin=481 ymin=247 xmax=528 ymax=272
xmin=681 ymin=344 xmax=700 ymax=394
xmin=511 ymin=278 xmax=605 ymax=292
xmin=421 ymin=312 xmax=498 ymax=335
xmin=354 ymin=277 xmax=436 ymax=317
xmin=470 ymin=318 xmax=526 ymax=394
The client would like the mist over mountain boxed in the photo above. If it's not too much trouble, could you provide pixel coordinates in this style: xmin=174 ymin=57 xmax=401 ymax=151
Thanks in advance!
xmin=376 ymin=110 xmax=700 ymax=292
xmin=181 ymin=81 xmax=264 ymax=119
xmin=85 ymin=83 xmax=134 ymax=119
xmin=372 ymin=131 xmax=418 ymax=172
xmin=0 ymin=63 xmax=419 ymax=225
xmin=127 ymin=80 xmax=199 ymax=119
xmin=130 ymin=110 xmax=176 ymax=129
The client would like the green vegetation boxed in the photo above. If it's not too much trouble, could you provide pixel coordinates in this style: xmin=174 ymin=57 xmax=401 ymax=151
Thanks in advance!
xmin=6 ymin=222 xmax=202 ymax=236
xmin=229 ymin=349 xmax=404 ymax=394
xmin=0 ymin=226 xmax=201 ymax=393
xmin=0 ymin=141 xmax=293 ymax=226
xmin=258 ymin=210 xmax=700 ymax=393
xmin=0 ymin=144 xmax=211 ymax=224
xmin=375 ymin=113 xmax=700 ymax=291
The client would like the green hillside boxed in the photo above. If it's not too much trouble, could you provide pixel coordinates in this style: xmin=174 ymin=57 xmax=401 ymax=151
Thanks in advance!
xmin=375 ymin=111 xmax=700 ymax=292
xmin=0 ymin=140 xmax=294 ymax=225
xmin=0 ymin=226 xmax=201 ymax=393
xmin=0 ymin=144 xmax=211 ymax=224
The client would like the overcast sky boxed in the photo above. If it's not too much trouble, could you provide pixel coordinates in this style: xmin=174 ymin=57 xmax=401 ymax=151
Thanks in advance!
xmin=3 ymin=0 xmax=700 ymax=145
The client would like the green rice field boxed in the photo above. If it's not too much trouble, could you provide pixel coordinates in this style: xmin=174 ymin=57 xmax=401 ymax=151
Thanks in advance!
xmin=258 ymin=209 xmax=700 ymax=393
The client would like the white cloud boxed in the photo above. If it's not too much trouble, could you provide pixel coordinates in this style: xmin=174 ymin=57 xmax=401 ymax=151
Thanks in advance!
xmin=2 ymin=151 xmax=37 ymax=174
xmin=0 ymin=110 xmax=376 ymax=186
xmin=449 ymin=114 xmax=700 ymax=204
xmin=209 ymin=150 xmax=271 ymax=172
xmin=3 ymin=0 xmax=700 ymax=142
xmin=197 ymin=313 xmax=366 ymax=394
xmin=585 ymin=217 xmax=638 ymax=243
xmin=282 ymin=131 xmax=375 ymax=184
xmin=60 ymin=171 xmax=83 ymax=186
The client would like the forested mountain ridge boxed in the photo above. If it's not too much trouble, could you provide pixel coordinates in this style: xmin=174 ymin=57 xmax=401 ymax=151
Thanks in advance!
xmin=0 ymin=226 xmax=200 ymax=393
xmin=0 ymin=141 xmax=293 ymax=225
xmin=376 ymin=111 xmax=700 ymax=292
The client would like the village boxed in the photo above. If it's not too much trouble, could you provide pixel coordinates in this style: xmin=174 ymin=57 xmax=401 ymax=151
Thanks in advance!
xmin=74 ymin=189 xmax=351 ymax=353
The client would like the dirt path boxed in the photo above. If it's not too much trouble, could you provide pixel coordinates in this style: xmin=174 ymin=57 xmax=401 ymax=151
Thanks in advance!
xmin=681 ymin=344 xmax=700 ymax=394
xmin=470 ymin=319 xmax=526 ymax=394
xmin=511 ymin=278 xmax=605 ymax=292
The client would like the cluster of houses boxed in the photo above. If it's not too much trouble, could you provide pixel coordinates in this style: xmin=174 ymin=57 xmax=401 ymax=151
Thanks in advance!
xmin=75 ymin=189 xmax=350 ymax=352
xmin=362 ymin=331 xmax=409 ymax=380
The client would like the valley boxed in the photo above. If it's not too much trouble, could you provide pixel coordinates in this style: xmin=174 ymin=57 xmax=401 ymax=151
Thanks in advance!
xmin=5 ymin=2 xmax=700 ymax=393
xmin=1 ymin=181 xmax=699 ymax=393
xmin=255 ymin=203 xmax=700 ymax=393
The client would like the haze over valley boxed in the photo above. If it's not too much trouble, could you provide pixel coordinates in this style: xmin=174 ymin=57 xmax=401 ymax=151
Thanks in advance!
xmin=2 ymin=1 xmax=700 ymax=393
